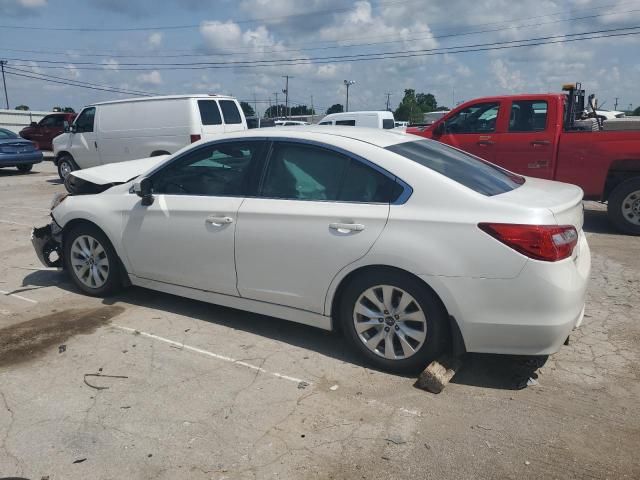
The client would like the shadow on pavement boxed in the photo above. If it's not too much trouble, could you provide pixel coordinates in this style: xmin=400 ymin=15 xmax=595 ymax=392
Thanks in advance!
xmin=582 ymin=204 xmax=617 ymax=234
xmin=22 ymin=270 xmax=547 ymax=389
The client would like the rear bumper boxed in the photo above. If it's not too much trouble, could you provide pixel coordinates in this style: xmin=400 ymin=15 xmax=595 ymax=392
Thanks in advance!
xmin=0 ymin=151 xmax=43 ymax=166
xmin=424 ymin=232 xmax=591 ymax=356
xmin=31 ymin=221 xmax=63 ymax=268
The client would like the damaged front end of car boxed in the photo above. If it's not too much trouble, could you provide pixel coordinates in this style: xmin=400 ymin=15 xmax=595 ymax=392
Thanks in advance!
xmin=31 ymin=221 xmax=63 ymax=268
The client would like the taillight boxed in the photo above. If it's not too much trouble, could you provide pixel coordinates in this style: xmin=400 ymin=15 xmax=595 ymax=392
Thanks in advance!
xmin=190 ymin=134 xmax=201 ymax=143
xmin=478 ymin=223 xmax=578 ymax=262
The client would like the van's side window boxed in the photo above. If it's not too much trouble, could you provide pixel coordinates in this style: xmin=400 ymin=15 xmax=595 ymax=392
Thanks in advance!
xmin=335 ymin=120 xmax=356 ymax=126
xmin=220 ymin=100 xmax=243 ymax=124
xmin=318 ymin=121 xmax=332 ymax=125
xmin=75 ymin=107 xmax=96 ymax=133
xmin=382 ymin=119 xmax=395 ymax=129
xmin=198 ymin=100 xmax=222 ymax=125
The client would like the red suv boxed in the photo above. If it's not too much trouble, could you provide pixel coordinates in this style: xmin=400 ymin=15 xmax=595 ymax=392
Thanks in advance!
xmin=20 ymin=112 xmax=76 ymax=151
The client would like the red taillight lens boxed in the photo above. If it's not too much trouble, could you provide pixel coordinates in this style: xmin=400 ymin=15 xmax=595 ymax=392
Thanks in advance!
xmin=190 ymin=134 xmax=201 ymax=143
xmin=478 ymin=223 xmax=578 ymax=262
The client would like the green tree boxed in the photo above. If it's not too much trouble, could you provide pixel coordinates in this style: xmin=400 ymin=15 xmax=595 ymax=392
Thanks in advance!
xmin=290 ymin=105 xmax=315 ymax=116
xmin=326 ymin=103 xmax=344 ymax=115
xmin=633 ymin=106 xmax=640 ymax=116
xmin=14 ymin=105 xmax=29 ymax=111
xmin=264 ymin=104 xmax=286 ymax=118
xmin=62 ymin=107 xmax=75 ymax=113
xmin=240 ymin=101 xmax=255 ymax=117
xmin=394 ymin=89 xmax=440 ymax=123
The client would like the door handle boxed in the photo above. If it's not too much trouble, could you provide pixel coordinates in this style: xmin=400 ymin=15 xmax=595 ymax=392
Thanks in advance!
xmin=531 ymin=140 xmax=550 ymax=147
xmin=476 ymin=140 xmax=495 ymax=146
xmin=206 ymin=215 xmax=234 ymax=226
xmin=94 ymin=141 xmax=98 ymax=149
xmin=329 ymin=222 xmax=365 ymax=233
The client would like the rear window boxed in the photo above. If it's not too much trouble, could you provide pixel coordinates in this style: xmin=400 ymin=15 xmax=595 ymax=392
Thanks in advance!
xmin=386 ymin=140 xmax=524 ymax=196
xmin=219 ymin=100 xmax=243 ymax=124
xmin=198 ymin=100 xmax=222 ymax=126
xmin=382 ymin=119 xmax=395 ymax=129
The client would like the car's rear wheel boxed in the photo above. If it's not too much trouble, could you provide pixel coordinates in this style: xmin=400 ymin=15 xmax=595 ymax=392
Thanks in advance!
xmin=339 ymin=270 xmax=448 ymax=373
xmin=17 ymin=164 xmax=33 ymax=173
xmin=57 ymin=154 xmax=75 ymax=181
xmin=63 ymin=224 xmax=122 ymax=296
xmin=608 ymin=177 xmax=640 ymax=235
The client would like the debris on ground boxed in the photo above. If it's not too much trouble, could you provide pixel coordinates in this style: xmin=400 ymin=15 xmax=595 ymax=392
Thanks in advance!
xmin=58 ymin=344 xmax=66 ymax=353
xmin=385 ymin=435 xmax=406 ymax=445
xmin=415 ymin=355 xmax=463 ymax=393
xmin=83 ymin=373 xmax=129 ymax=390
xmin=297 ymin=381 xmax=309 ymax=389
xmin=72 ymin=458 xmax=87 ymax=464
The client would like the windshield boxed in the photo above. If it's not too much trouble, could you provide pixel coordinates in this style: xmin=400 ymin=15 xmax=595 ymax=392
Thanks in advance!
xmin=386 ymin=140 xmax=524 ymax=196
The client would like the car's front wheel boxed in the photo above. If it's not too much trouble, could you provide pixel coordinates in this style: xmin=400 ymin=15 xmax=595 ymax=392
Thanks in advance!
xmin=17 ymin=164 xmax=33 ymax=173
xmin=57 ymin=154 xmax=75 ymax=181
xmin=339 ymin=270 xmax=448 ymax=373
xmin=608 ymin=177 xmax=640 ymax=235
xmin=63 ymin=224 xmax=122 ymax=296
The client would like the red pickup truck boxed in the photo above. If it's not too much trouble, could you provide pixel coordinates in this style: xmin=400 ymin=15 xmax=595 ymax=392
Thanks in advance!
xmin=408 ymin=91 xmax=640 ymax=235
xmin=19 ymin=112 xmax=76 ymax=151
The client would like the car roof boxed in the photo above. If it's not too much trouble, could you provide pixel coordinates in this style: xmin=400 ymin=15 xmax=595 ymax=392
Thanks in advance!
xmin=90 ymin=94 xmax=236 ymax=106
xmin=205 ymin=125 xmax=415 ymax=148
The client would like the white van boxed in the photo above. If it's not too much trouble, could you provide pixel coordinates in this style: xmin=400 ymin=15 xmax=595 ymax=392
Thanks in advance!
xmin=52 ymin=94 xmax=247 ymax=180
xmin=318 ymin=111 xmax=395 ymax=129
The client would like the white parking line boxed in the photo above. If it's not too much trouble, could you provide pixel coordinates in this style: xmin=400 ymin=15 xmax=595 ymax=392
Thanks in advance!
xmin=113 ymin=325 xmax=310 ymax=385
xmin=0 ymin=289 xmax=38 ymax=304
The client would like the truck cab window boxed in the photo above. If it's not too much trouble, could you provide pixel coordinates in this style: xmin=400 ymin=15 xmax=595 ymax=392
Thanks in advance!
xmin=444 ymin=102 xmax=500 ymax=134
xmin=509 ymin=101 xmax=548 ymax=132
xmin=75 ymin=108 xmax=96 ymax=133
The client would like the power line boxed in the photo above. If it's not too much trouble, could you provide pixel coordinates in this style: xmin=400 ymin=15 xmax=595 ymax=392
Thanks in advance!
xmin=0 ymin=0 xmax=420 ymax=32
xmin=5 ymin=25 xmax=640 ymax=71
xmin=2 ymin=69 xmax=155 ymax=96
xmin=4 ymin=65 xmax=156 ymax=96
xmin=2 ymin=5 xmax=637 ymax=59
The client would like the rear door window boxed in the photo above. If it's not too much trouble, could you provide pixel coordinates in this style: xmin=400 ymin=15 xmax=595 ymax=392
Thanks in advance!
xmin=198 ymin=100 xmax=222 ymax=125
xmin=509 ymin=100 xmax=548 ymax=132
xmin=219 ymin=100 xmax=243 ymax=124
xmin=386 ymin=139 xmax=524 ymax=196
xmin=382 ymin=119 xmax=395 ymax=129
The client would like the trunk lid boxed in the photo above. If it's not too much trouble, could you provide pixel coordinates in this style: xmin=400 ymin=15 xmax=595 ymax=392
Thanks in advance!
xmin=493 ymin=177 xmax=584 ymax=230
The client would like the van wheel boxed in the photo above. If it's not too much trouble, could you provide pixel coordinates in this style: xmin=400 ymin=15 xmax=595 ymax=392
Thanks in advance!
xmin=608 ymin=177 xmax=640 ymax=235
xmin=17 ymin=164 xmax=33 ymax=173
xmin=57 ymin=154 xmax=75 ymax=180
xmin=339 ymin=270 xmax=448 ymax=373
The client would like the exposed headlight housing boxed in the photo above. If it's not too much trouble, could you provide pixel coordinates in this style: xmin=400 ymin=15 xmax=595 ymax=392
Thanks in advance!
xmin=50 ymin=192 xmax=68 ymax=211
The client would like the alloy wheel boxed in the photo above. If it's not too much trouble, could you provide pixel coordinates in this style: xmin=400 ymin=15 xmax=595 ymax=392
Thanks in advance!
xmin=70 ymin=235 xmax=110 ymax=288
xmin=622 ymin=190 xmax=640 ymax=226
xmin=59 ymin=160 xmax=72 ymax=179
xmin=352 ymin=285 xmax=427 ymax=360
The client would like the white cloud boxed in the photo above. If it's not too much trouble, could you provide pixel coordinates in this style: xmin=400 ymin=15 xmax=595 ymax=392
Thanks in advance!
xmin=147 ymin=32 xmax=163 ymax=48
xmin=65 ymin=64 xmax=80 ymax=79
xmin=490 ymin=59 xmax=525 ymax=92
xmin=18 ymin=0 xmax=46 ymax=6
xmin=136 ymin=70 xmax=163 ymax=85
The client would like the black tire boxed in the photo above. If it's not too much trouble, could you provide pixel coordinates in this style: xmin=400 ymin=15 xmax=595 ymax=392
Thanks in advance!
xmin=63 ymin=223 xmax=122 ymax=297
xmin=17 ymin=164 xmax=33 ymax=173
xmin=339 ymin=269 xmax=448 ymax=373
xmin=57 ymin=154 xmax=75 ymax=181
xmin=607 ymin=177 xmax=640 ymax=235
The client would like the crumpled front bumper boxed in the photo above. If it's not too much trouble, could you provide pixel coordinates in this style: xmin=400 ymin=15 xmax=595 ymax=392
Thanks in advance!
xmin=31 ymin=221 xmax=63 ymax=267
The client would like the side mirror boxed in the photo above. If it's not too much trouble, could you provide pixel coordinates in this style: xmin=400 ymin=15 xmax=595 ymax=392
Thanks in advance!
xmin=133 ymin=177 xmax=154 ymax=206
xmin=433 ymin=122 xmax=445 ymax=136
xmin=69 ymin=124 xmax=78 ymax=133
xmin=30 ymin=121 xmax=37 ymax=127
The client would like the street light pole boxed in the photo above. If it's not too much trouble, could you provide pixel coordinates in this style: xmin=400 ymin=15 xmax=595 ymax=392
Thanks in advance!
xmin=344 ymin=79 xmax=355 ymax=112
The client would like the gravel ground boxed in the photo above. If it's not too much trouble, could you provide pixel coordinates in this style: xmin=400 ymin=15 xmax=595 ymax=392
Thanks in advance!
xmin=0 ymin=162 xmax=638 ymax=480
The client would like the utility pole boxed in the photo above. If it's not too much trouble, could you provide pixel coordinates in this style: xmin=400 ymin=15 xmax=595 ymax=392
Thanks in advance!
xmin=344 ymin=79 xmax=355 ymax=112
xmin=385 ymin=92 xmax=391 ymax=111
xmin=614 ymin=97 xmax=619 ymax=110
xmin=0 ymin=60 xmax=9 ymax=109
xmin=273 ymin=92 xmax=279 ymax=118
xmin=282 ymin=75 xmax=293 ymax=119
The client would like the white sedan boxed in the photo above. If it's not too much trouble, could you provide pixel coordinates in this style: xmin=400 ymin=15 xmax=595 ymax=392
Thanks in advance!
xmin=32 ymin=127 xmax=591 ymax=372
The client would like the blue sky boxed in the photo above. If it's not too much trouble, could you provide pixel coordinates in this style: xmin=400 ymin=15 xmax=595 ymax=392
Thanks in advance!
xmin=1 ymin=0 xmax=639 ymax=114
